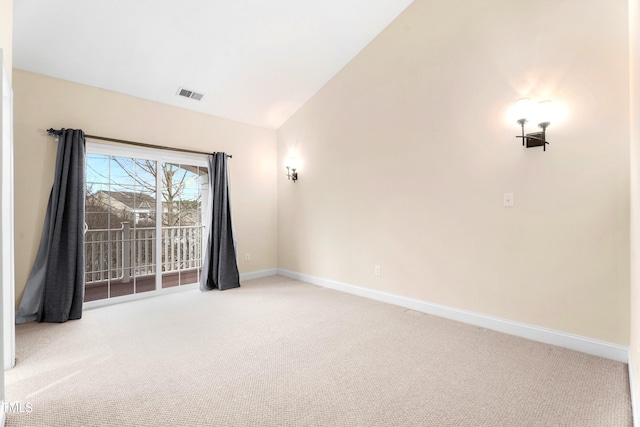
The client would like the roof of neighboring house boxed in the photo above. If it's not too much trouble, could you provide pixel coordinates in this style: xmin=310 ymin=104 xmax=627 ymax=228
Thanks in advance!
xmin=91 ymin=191 xmax=156 ymax=211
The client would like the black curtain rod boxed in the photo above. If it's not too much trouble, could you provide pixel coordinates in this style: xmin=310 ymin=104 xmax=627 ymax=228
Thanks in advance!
xmin=46 ymin=128 xmax=232 ymax=158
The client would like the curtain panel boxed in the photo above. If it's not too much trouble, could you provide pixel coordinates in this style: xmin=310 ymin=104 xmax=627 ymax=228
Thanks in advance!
xmin=200 ymin=152 xmax=240 ymax=291
xmin=16 ymin=129 xmax=86 ymax=323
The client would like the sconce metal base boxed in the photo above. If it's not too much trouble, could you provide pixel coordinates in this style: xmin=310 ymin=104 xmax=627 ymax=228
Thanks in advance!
xmin=525 ymin=132 xmax=546 ymax=148
xmin=286 ymin=167 xmax=298 ymax=183
xmin=515 ymin=110 xmax=551 ymax=152
xmin=516 ymin=125 xmax=549 ymax=151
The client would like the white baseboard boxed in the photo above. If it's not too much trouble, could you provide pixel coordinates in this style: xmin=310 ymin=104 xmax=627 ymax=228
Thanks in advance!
xmin=630 ymin=350 xmax=639 ymax=427
xmin=278 ymin=269 xmax=629 ymax=363
xmin=240 ymin=268 xmax=278 ymax=281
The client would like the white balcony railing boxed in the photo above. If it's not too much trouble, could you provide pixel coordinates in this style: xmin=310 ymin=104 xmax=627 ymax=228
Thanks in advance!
xmin=84 ymin=222 xmax=204 ymax=284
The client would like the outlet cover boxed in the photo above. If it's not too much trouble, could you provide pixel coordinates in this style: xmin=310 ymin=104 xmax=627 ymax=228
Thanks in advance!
xmin=503 ymin=193 xmax=514 ymax=207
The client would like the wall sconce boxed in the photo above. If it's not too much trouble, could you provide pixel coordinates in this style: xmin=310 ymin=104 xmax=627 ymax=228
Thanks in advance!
xmin=514 ymin=98 xmax=552 ymax=151
xmin=285 ymin=157 xmax=299 ymax=183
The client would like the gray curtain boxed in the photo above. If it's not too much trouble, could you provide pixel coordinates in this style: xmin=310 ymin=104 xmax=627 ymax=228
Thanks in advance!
xmin=16 ymin=129 xmax=86 ymax=323
xmin=200 ymin=152 xmax=240 ymax=291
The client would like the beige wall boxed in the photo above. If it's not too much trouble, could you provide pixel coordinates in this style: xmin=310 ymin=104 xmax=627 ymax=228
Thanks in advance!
xmin=277 ymin=0 xmax=630 ymax=344
xmin=629 ymin=0 xmax=640 ymax=409
xmin=0 ymin=0 xmax=11 ymax=80
xmin=13 ymin=69 xmax=278 ymax=306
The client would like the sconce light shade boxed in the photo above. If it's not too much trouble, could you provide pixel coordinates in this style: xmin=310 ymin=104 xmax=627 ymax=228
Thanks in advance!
xmin=286 ymin=157 xmax=299 ymax=171
xmin=536 ymin=100 xmax=552 ymax=126
xmin=514 ymin=98 xmax=532 ymax=124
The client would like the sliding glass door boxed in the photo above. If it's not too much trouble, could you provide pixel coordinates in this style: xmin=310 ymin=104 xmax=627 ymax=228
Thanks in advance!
xmin=84 ymin=143 xmax=208 ymax=303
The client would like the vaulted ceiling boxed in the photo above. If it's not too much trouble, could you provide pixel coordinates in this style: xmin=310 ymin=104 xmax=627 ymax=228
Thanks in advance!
xmin=13 ymin=0 xmax=414 ymax=129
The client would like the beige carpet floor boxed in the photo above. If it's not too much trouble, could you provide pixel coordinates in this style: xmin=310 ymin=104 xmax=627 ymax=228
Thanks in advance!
xmin=5 ymin=275 xmax=632 ymax=426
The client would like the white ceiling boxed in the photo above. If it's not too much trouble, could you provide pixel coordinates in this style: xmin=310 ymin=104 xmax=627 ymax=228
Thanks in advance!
xmin=13 ymin=0 xmax=414 ymax=129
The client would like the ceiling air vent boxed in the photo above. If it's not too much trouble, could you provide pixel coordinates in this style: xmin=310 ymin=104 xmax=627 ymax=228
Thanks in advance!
xmin=177 ymin=87 xmax=204 ymax=101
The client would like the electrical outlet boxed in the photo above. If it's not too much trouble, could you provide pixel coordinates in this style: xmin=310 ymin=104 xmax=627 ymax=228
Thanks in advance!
xmin=503 ymin=193 xmax=514 ymax=207
xmin=245 ymin=253 xmax=251 ymax=262
xmin=374 ymin=265 xmax=381 ymax=276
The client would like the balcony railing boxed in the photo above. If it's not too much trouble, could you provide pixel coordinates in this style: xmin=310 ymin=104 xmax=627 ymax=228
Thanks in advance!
xmin=84 ymin=222 xmax=204 ymax=285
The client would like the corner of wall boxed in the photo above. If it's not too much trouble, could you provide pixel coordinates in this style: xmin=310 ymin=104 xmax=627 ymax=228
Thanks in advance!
xmin=629 ymin=0 xmax=640 ymax=424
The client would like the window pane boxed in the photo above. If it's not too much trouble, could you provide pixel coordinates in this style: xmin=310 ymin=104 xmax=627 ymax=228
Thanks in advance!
xmin=161 ymin=162 xmax=207 ymax=288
